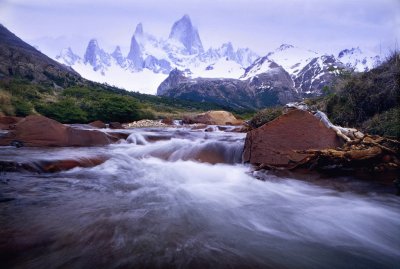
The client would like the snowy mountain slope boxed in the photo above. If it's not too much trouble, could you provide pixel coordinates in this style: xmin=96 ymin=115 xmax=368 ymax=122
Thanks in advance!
xmin=56 ymin=15 xmax=258 ymax=94
xmin=240 ymin=44 xmax=380 ymax=96
xmin=337 ymin=47 xmax=381 ymax=72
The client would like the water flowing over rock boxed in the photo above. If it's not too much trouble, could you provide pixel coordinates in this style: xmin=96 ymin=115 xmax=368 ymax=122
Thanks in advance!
xmin=243 ymin=109 xmax=343 ymax=168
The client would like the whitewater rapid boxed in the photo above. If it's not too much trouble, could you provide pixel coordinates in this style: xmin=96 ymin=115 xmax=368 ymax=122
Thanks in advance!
xmin=0 ymin=126 xmax=399 ymax=268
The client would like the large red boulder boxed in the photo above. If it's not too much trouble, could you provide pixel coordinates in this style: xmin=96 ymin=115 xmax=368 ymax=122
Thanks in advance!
xmin=0 ymin=115 xmax=115 ymax=147
xmin=184 ymin=111 xmax=243 ymax=125
xmin=243 ymin=109 xmax=343 ymax=168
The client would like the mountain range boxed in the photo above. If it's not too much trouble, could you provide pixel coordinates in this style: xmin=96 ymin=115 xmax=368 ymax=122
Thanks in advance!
xmin=56 ymin=15 xmax=259 ymax=94
xmin=53 ymin=14 xmax=382 ymax=107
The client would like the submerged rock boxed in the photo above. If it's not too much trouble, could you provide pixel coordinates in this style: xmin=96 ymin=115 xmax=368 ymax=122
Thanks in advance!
xmin=243 ymin=109 xmax=343 ymax=168
xmin=0 ymin=115 xmax=115 ymax=147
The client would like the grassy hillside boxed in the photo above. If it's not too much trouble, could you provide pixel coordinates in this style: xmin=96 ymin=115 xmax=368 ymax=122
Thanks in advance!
xmin=0 ymin=77 xmax=241 ymax=123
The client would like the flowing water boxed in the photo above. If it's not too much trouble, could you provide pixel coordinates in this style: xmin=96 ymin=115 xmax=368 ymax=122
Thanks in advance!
xmin=0 ymin=127 xmax=399 ymax=269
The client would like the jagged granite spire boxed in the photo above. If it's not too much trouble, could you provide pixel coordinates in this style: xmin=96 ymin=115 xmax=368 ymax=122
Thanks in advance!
xmin=84 ymin=39 xmax=100 ymax=66
xmin=111 ymin=46 xmax=125 ymax=66
xmin=168 ymin=14 xmax=203 ymax=55
xmin=134 ymin=23 xmax=144 ymax=37
xmin=127 ymin=35 xmax=143 ymax=70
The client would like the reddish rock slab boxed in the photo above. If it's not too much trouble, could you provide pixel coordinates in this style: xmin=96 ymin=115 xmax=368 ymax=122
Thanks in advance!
xmin=0 ymin=115 xmax=115 ymax=147
xmin=243 ymin=109 xmax=343 ymax=168
xmin=0 ymin=116 xmax=23 ymax=130
xmin=0 ymin=157 xmax=107 ymax=173
xmin=40 ymin=157 xmax=107 ymax=172
xmin=89 ymin=120 xmax=106 ymax=129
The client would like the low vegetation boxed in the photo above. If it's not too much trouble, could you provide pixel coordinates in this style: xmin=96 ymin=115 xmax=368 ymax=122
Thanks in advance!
xmin=248 ymin=106 xmax=283 ymax=128
xmin=321 ymin=52 xmax=399 ymax=138
xmin=0 ymin=77 xmax=243 ymax=123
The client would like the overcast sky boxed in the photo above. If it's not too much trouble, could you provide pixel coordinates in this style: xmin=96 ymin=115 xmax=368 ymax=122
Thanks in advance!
xmin=0 ymin=0 xmax=399 ymax=57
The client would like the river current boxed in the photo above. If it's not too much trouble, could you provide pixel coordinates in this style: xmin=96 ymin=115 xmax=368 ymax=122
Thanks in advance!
xmin=0 ymin=126 xmax=399 ymax=269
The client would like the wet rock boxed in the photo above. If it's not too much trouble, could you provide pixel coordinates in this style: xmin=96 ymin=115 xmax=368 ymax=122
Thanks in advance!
xmin=243 ymin=109 xmax=343 ymax=168
xmin=109 ymin=122 xmax=124 ymax=129
xmin=89 ymin=120 xmax=106 ymax=129
xmin=0 ymin=115 xmax=115 ymax=147
xmin=184 ymin=111 xmax=243 ymax=125
xmin=40 ymin=157 xmax=107 ymax=172
xmin=0 ymin=157 xmax=107 ymax=173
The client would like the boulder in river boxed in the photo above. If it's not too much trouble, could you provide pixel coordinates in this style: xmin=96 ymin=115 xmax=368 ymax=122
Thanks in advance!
xmin=0 ymin=115 xmax=115 ymax=147
xmin=109 ymin=122 xmax=124 ymax=129
xmin=89 ymin=120 xmax=106 ymax=129
xmin=243 ymin=109 xmax=343 ymax=168
xmin=184 ymin=111 xmax=243 ymax=125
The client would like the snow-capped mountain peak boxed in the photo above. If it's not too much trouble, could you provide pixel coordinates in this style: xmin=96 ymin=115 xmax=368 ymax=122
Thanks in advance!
xmin=134 ymin=23 xmax=144 ymax=37
xmin=276 ymin=44 xmax=295 ymax=51
xmin=337 ymin=47 xmax=380 ymax=72
xmin=168 ymin=14 xmax=204 ymax=55
xmin=83 ymin=39 xmax=111 ymax=72
xmin=127 ymin=34 xmax=143 ymax=70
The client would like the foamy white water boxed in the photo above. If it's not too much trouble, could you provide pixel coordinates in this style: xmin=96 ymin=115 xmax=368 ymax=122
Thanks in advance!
xmin=0 ymin=127 xmax=399 ymax=268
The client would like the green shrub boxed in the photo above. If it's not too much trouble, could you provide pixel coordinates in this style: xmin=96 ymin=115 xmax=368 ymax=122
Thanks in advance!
xmin=12 ymin=97 xmax=33 ymax=116
xmin=36 ymin=98 xmax=88 ymax=123
xmin=362 ymin=107 xmax=400 ymax=138
xmin=249 ymin=106 xmax=283 ymax=128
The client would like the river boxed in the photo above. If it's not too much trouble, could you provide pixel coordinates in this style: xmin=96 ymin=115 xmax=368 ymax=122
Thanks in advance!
xmin=1 ymin=126 xmax=399 ymax=269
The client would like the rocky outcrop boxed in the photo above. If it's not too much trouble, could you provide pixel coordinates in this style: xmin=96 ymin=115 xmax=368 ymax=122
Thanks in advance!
xmin=157 ymin=62 xmax=299 ymax=109
xmin=243 ymin=109 xmax=343 ymax=168
xmin=183 ymin=111 xmax=243 ymax=125
xmin=0 ymin=115 xmax=115 ymax=147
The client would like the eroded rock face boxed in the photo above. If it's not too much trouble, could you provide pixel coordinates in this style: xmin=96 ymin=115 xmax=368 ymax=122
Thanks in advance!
xmin=184 ymin=111 xmax=243 ymax=126
xmin=0 ymin=115 xmax=114 ymax=147
xmin=243 ymin=109 xmax=343 ymax=167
